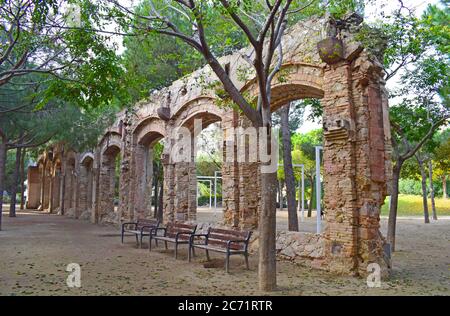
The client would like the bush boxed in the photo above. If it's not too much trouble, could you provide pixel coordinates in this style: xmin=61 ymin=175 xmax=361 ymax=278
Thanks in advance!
xmin=399 ymin=178 xmax=444 ymax=197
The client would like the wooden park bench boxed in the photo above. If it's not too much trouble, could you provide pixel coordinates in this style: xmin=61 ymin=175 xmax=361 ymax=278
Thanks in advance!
xmin=149 ymin=222 xmax=197 ymax=259
xmin=121 ymin=218 xmax=159 ymax=248
xmin=188 ymin=227 xmax=252 ymax=273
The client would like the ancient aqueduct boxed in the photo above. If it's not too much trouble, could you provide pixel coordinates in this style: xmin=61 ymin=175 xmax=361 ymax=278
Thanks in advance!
xmin=26 ymin=16 xmax=393 ymax=277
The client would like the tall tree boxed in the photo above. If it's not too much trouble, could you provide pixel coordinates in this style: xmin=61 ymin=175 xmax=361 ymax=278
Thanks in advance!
xmin=276 ymin=101 xmax=304 ymax=231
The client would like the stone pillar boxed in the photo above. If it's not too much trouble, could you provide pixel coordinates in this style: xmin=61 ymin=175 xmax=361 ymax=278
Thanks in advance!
xmin=78 ymin=163 xmax=90 ymax=217
xmin=322 ymin=61 xmax=359 ymax=274
xmin=26 ymin=166 xmax=41 ymax=209
xmin=91 ymin=155 xmax=100 ymax=223
xmin=173 ymin=162 xmax=190 ymax=221
xmin=118 ymin=126 xmax=131 ymax=223
xmin=222 ymin=110 xmax=240 ymax=227
xmin=187 ymin=132 xmax=197 ymax=221
xmin=38 ymin=163 xmax=45 ymax=210
xmin=132 ymin=144 xmax=154 ymax=220
xmin=98 ymin=155 xmax=111 ymax=222
xmin=237 ymin=116 xmax=260 ymax=229
xmin=351 ymin=54 xmax=391 ymax=275
xmin=162 ymin=151 xmax=175 ymax=223
xmin=321 ymin=53 xmax=390 ymax=276
xmin=51 ymin=169 xmax=61 ymax=212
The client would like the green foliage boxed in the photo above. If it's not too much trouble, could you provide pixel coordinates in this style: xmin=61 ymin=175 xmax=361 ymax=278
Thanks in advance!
xmin=398 ymin=178 xmax=444 ymax=197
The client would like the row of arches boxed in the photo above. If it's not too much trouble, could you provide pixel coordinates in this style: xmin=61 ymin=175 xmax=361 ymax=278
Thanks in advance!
xmin=27 ymin=53 xmax=392 ymax=276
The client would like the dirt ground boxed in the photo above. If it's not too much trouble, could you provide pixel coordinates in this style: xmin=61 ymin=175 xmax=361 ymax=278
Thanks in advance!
xmin=0 ymin=208 xmax=449 ymax=296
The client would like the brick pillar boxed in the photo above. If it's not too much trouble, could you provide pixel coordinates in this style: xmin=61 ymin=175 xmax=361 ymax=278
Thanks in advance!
xmin=98 ymin=154 xmax=115 ymax=223
xmin=118 ymin=124 xmax=131 ymax=223
xmin=26 ymin=166 xmax=41 ymax=209
xmin=351 ymin=55 xmax=391 ymax=276
xmin=237 ymin=116 xmax=260 ymax=229
xmin=49 ymin=169 xmax=61 ymax=213
xmin=322 ymin=61 xmax=359 ymax=275
xmin=133 ymin=144 xmax=154 ymax=220
xmin=321 ymin=54 xmax=390 ymax=276
xmin=38 ymin=162 xmax=46 ymax=210
xmin=222 ymin=110 xmax=240 ymax=227
xmin=188 ymin=133 xmax=197 ymax=221
xmin=173 ymin=162 xmax=190 ymax=221
xmin=78 ymin=163 xmax=89 ymax=216
xmin=162 ymin=151 xmax=175 ymax=223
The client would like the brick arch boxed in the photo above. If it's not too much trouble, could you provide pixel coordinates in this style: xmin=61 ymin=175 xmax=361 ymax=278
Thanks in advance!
xmin=79 ymin=152 xmax=95 ymax=220
xmin=97 ymin=131 xmax=122 ymax=224
xmin=241 ymin=62 xmax=324 ymax=111
xmin=80 ymin=152 xmax=94 ymax=166
xmin=99 ymin=131 xmax=122 ymax=157
xmin=172 ymin=97 xmax=224 ymax=130
xmin=132 ymin=116 xmax=166 ymax=147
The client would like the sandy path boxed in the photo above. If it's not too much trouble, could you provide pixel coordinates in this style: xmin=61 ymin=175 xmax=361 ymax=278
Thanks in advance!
xmin=0 ymin=210 xmax=448 ymax=296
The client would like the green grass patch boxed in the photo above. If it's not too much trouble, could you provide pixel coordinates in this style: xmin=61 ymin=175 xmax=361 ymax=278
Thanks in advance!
xmin=381 ymin=194 xmax=450 ymax=216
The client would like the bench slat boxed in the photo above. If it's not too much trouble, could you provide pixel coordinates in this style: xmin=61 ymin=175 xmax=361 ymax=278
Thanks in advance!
xmin=207 ymin=239 xmax=244 ymax=250
xmin=209 ymin=228 xmax=249 ymax=238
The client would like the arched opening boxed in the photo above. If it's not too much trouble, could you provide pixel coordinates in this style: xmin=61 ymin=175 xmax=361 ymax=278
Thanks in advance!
xmin=195 ymin=121 xmax=223 ymax=224
xmin=79 ymin=155 xmax=94 ymax=219
xmin=269 ymin=82 xmax=324 ymax=234
xmin=133 ymin=130 xmax=165 ymax=221
xmin=178 ymin=111 xmax=222 ymax=222
xmin=98 ymin=143 xmax=121 ymax=224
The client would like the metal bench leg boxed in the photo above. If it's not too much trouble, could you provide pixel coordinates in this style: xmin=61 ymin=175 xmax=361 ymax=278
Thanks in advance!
xmin=149 ymin=236 xmax=152 ymax=252
xmin=140 ymin=234 xmax=144 ymax=248
xmin=244 ymin=253 xmax=249 ymax=270
xmin=121 ymin=229 xmax=124 ymax=243
xmin=188 ymin=245 xmax=192 ymax=262
xmin=135 ymin=234 xmax=139 ymax=246
xmin=205 ymin=249 xmax=210 ymax=261
xmin=175 ymin=243 xmax=178 ymax=259
xmin=225 ymin=253 xmax=230 ymax=273
xmin=164 ymin=241 xmax=168 ymax=250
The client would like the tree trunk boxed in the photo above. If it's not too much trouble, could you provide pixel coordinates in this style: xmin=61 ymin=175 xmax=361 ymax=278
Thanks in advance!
xmin=259 ymin=171 xmax=277 ymax=291
xmin=417 ymin=157 xmax=430 ymax=224
xmin=0 ymin=141 xmax=6 ymax=230
xmin=280 ymin=104 xmax=298 ymax=231
xmin=307 ymin=176 xmax=314 ymax=217
xmin=9 ymin=147 xmax=21 ymax=217
xmin=443 ymin=175 xmax=448 ymax=199
xmin=20 ymin=148 xmax=26 ymax=210
xmin=428 ymin=160 xmax=437 ymax=220
xmin=387 ymin=161 xmax=403 ymax=252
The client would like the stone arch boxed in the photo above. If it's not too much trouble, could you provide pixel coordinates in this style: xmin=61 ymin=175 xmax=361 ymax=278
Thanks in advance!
xmin=97 ymin=131 xmax=123 ymax=224
xmin=128 ymin=116 xmax=167 ymax=220
xmin=162 ymin=97 xmax=225 ymax=223
xmin=241 ymin=63 xmax=324 ymax=111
